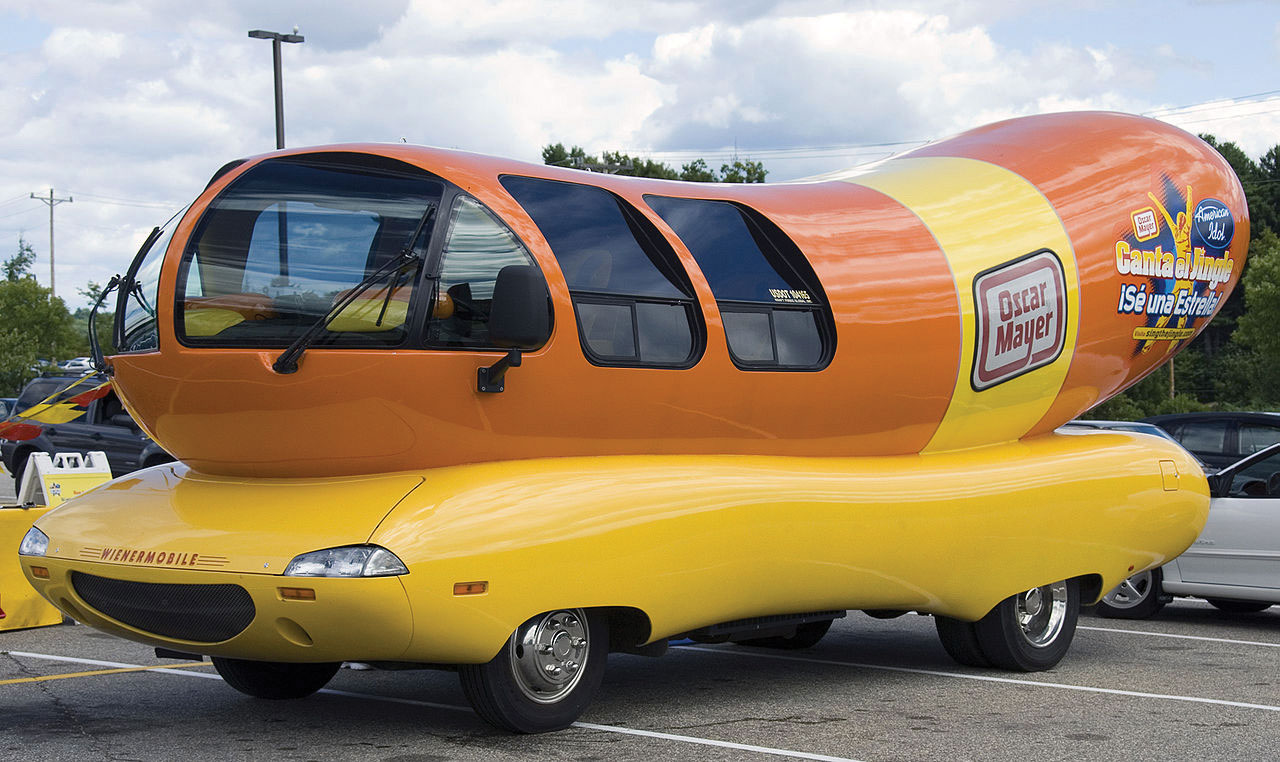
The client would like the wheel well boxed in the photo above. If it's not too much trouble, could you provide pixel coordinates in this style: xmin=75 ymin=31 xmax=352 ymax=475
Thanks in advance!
xmin=597 ymin=606 xmax=652 ymax=651
xmin=1075 ymin=573 xmax=1104 ymax=605
xmin=11 ymin=445 xmax=38 ymax=471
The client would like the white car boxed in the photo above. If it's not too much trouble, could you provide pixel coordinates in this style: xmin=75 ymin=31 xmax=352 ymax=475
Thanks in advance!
xmin=58 ymin=357 xmax=94 ymax=372
xmin=1097 ymin=442 xmax=1280 ymax=617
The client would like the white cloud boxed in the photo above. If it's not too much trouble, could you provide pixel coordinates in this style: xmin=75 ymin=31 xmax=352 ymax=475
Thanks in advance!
xmin=0 ymin=0 xmax=1275 ymax=309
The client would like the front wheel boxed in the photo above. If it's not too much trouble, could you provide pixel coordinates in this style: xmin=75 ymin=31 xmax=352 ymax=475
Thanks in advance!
xmin=459 ymin=608 xmax=607 ymax=733
xmin=1096 ymin=568 xmax=1165 ymax=619
xmin=211 ymin=657 xmax=340 ymax=699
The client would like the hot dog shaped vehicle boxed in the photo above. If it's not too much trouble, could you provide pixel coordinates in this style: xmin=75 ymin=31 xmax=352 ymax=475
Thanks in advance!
xmin=20 ymin=111 xmax=1246 ymax=732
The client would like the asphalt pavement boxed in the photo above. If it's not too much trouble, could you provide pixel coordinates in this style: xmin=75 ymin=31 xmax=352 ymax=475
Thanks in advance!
xmin=2 ymin=470 xmax=1277 ymax=760
xmin=2 ymin=598 xmax=1277 ymax=761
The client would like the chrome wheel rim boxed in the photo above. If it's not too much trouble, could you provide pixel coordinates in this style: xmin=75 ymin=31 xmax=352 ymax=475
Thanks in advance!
xmin=1016 ymin=581 xmax=1068 ymax=647
xmin=508 ymin=609 xmax=590 ymax=704
xmin=1101 ymin=571 xmax=1153 ymax=610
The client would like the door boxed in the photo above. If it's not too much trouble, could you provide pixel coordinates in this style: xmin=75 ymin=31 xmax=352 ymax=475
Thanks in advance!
xmin=1177 ymin=445 xmax=1280 ymax=590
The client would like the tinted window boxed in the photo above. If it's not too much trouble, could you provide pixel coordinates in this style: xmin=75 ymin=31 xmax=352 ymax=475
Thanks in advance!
xmin=425 ymin=196 xmax=546 ymax=348
xmin=501 ymin=177 xmax=685 ymax=299
xmin=1176 ymin=421 xmax=1228 ymax=454
xmin=645 ymin=195 xmax=831 ymax=370
xmin=1227 ymin=447 xmax=1280 ymax=497
xmin=502 ymin=176 xmax=701 ymax=367
xmin=1239 ymin=423 xmax=1280 ymax=455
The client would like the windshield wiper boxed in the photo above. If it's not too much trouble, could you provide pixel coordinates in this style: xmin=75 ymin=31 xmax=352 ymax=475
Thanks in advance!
xmin=272 ymin=203 xmax=436 ymax=374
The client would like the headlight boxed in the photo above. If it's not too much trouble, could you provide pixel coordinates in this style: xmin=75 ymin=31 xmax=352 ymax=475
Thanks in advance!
xmin=283 ymin=545 xmax=408 ymax=577
xmin=19 ymin=527 xmax=49 ymax=557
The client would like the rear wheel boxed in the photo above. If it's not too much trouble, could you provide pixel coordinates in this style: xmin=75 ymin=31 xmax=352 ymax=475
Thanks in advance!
xmin=1207 ymin=599 xmax=1272 ymax=614
xmin=1096 ymin=568 xmax=1165 ymax=619
xmin=459 ymin=608 xmax=607 ymax=733
xmin=934 ymin=616 xmax=992 ymax=667
xmin=936 ymin=579 xmax=1080 ymax=671
xmin=734 ymin=619 xmax=833 ymax=650
xmin=211 ymin=657 xmax=340 ymax=699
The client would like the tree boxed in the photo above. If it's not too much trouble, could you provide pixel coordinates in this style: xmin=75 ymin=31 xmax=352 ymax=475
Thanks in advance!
xmin=679 ymin=159 xmax=716 ymax=182
xmin=1228 ymin=228 xmax=1280 ymax=406
xmin=0 ymin=236 xmax=80 ymax=395
xmin=720 ymin=159 xmax=767 ymax=183
xmin=4 ymin=236 xmax=36 ymax=282
xmin=541 ymin=144 xmax=769 ymax=183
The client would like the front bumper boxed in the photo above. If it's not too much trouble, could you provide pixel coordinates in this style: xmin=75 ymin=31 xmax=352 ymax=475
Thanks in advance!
xmin=22 ymin=558 xmax=415 ymax=663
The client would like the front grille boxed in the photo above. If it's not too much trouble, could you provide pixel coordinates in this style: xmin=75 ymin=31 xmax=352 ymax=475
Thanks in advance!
xmin=71 ymin=572 xmax=255 ymax=643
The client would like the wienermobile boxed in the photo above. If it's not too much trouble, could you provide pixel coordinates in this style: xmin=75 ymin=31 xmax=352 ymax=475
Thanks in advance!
xmin=18 ymin=112 xmax=1247 ymax=732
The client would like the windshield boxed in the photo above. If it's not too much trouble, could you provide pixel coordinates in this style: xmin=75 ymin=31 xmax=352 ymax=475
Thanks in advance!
xmin=177 ymin=155 xmax=443 ymax=347
xmin=117 ymin=223 xmax=179 ymax=353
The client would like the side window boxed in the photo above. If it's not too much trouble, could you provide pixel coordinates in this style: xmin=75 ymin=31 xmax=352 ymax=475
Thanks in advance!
xmin=1238 ymin=423 xmax=1280 ymax=455
xmin=1177 ymin=421 xmax=1228 ymax=455
xmin=425 ymin=196 xmax=549 ymax=348
xmin=500 ymin=176 xmax=702 ymax=367
xmin=1227 ymin=448 xmax=1280 ymax=498
xmin=117 ymin=223 xmax=178 ymax=353
xmin=645 ymin=195 xmax=833 ymax=370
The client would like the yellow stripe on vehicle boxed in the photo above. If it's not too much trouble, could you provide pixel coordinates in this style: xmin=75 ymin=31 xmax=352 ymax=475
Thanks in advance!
xmin=848 ymin=157 xmax=1079 ymax=452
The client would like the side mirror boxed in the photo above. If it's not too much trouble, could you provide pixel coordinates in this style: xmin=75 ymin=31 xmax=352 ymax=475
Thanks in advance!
xmin=110 ymin=413 xmax=136 ymax=429
xmin=488 ymin=265 xmax=551 ymax=349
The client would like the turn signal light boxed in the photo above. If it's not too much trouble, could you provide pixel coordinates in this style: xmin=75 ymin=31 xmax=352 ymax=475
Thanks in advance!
xmin=453 ymin=581 xmax=488 ymax=596
xmin=278 ymin=587 xmax=316 ymax=601
xmin=30 ymin=566 xmax=50 ymax=579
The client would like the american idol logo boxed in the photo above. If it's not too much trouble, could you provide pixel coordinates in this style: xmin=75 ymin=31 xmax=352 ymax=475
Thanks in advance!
xmin=1193 ymin=199 xmax=1233 ymax=249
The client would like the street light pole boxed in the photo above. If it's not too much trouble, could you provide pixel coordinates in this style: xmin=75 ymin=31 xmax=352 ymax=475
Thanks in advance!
xmin=248 ymin=29 xmax=305 ymax=149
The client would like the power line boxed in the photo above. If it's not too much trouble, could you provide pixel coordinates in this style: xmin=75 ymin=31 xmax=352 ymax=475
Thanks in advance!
xmin=1143 ymin=88 xmax=1280 ymax=118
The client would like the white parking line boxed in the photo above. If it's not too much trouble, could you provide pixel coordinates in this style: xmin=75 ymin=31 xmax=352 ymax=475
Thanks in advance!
xmin=1079 ymin=625 xmax=1280 ymax=648
xmin=3 ymin=650 xmax=861 ymax=762
xmin=673 ymin=645 xmax=1280 ymax=712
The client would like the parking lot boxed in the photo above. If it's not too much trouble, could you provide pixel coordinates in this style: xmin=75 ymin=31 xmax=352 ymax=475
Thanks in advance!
xmin=0 ymin=601 xmax=1276 ymax=761
xmin=2 ymin=459 xmax=1277 ymax=762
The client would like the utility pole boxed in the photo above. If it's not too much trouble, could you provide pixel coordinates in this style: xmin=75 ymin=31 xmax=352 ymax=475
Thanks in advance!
xmin=248 ymin=28 xmax=305 ymax=149
xmin=29 ymin=188 xmax=72 ymax=298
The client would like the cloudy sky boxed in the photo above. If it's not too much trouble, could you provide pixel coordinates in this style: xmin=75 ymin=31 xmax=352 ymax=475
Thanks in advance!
xmin=1 ymin=0 xmax=1278 ymax=307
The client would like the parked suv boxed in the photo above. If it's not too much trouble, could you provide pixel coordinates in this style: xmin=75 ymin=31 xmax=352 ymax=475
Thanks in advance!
xmin=1143 ymin=412 xmax=1280 ymax=469
xmin=1 ymin=374 xmax=173 ymax=486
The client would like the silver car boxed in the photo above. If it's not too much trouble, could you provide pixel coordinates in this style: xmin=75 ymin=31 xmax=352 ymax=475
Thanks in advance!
xmin=1097 ymin=441 xmax=1280 ymax=618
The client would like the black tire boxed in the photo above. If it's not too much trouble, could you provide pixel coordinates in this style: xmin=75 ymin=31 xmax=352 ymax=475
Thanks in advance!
xmin=1207 ymin=599 xmax=1272 ymax=614
xmin=934 ymin=616 xmax=993 ymax=667
xmin=971 ymin=578 xmax=1079 ymax=671
xmin=11 ymin=450 xmax=32 ymax=493
xmin=211 ymin=657 xmax=340 ymax=699
xmin=734 ymin=619 xmax=833 ymax=650
xmin=1096 ymin=568 xmax=1166 ymax=619
xmin=459 ymin=608 xmax=607 ymax=733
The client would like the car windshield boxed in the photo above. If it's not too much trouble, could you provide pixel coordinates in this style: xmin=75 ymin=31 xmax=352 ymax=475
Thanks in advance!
xmin=176 ymin=154 xmax=443 ymax=348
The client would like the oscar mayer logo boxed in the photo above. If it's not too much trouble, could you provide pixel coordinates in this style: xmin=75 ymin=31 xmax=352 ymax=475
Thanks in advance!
xmin=972 ymin=249 xmax=1067 ymax=391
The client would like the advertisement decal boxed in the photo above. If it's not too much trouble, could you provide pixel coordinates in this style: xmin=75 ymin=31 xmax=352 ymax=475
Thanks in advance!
xmin=1115 ymin=181 xmax=1237 ymax=355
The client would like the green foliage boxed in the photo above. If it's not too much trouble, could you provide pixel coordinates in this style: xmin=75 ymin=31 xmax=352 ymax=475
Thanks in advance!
xmin=719 ymin=159 xmax=767 ymax=183
xmin=0 ymin=239 xmax=80 ymax=395
xmin=4 ymin=236 xmax=37 ymax=282
xmin=541 ymin=144 xmax=768 ymax=183
xmin=680 ymin=159 xmax=717 ymax=182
